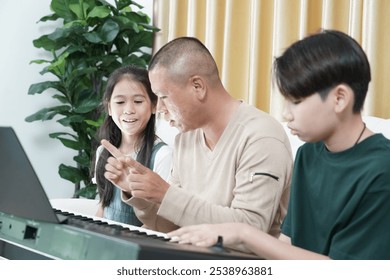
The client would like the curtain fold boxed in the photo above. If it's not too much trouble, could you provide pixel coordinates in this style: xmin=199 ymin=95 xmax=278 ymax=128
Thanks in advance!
xmin=153 ymin=0 xmax=390 ymax=120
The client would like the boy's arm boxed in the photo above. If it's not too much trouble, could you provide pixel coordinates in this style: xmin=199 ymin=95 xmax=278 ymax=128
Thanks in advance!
xmin=168 ymin=223 xmax=331 ymax=260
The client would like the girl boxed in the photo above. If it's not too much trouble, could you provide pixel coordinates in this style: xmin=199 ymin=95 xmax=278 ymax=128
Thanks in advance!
xmin=92 ymin=65 xmax=172 ymax=226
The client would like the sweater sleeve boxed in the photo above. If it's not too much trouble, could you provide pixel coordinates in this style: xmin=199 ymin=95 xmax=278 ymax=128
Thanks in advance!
xmin=158 ymin=136 xmax=293 ymax=236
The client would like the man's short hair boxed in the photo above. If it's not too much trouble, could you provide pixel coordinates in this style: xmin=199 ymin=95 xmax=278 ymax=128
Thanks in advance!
xmin=149 ymin=37 xmax=220 ymax=84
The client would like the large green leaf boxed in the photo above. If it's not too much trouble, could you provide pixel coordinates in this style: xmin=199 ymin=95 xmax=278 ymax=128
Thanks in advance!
xmin=48 ymin=24 xmax=86 ymax=41
xmin=56 ymin=137 xmax=82 ymax=150
xmin=25 ymin=105 xmax=70 ymax=122
xmin=97 ymin=0 xmax=115 ymax=9
xmin=74 ymin=152 xmax=91 ymax=167
xmin=52 ymin=94 xmax=70 ymax=104
xmin=87 ymin=6 xmax=111 ymax=19
xmin=75 ymin=184 xmax=97 ymax=199
xmin=83 ymin=21 xmax=121 ymax=43
xmin=59 ymin=164 xmax=86 ymax=183
xmin=117 ymin=0 xmax=140 ymax=11
xmin=67 ymin=66 xmax=97 ymax=86
xmin=49 ymin=132 xmax=77 ymax=139
xmin=74 ymin=99 xmax=101 ymax=114
xmin=57 ymin=115 xmax=85 ymax=126
xmin=126 ymin=11 xmax=149 ymax=25
xmin=99 ymin=19 xmax=120 ymax=43
xmin=69 ymin=3 xmax=89 ymax=20
xmin=122 ymin=54 xmax=147 ymax=68
xmin=50 ymin=0 xmax=79 ymax=22
xmin=30 ymin=59 xmax=51 ymax=65
xmin=125 ymin=31 xmax=153 ymax=53
xmin=139 ymin=22 xmax=160 ymax=32
xmin=33 ymin=35 xmax=57 ymax=51
xmin=46 ymin=51 xmax=70 ymax=77
xmin=85 ymin=117 xmax=104 ymax=128
xmin=83 ymin=31 xmax=103 ymax=43
xmin=38 ymin=13 xmax=60 ymax=22
xmin=28 ymin=81 xmax=64 ymax=95
xmin=64 ymin=45 xmax=88 ymax=56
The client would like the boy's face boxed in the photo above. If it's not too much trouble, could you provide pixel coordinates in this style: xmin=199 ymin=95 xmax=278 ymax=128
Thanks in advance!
xmin=282 ymin=91 xmax=337 ymax=143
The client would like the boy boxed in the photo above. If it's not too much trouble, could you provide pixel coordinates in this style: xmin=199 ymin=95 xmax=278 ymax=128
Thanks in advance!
xmin=168 ymin=29 xmax=390 ymax=259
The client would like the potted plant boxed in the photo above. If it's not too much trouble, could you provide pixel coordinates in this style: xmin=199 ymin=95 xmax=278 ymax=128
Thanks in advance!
xmin=26 ymin=0 xmax=158 ymax=198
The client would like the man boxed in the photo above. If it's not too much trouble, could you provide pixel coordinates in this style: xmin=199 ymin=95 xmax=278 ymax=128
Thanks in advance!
xmin=168 ymin=30 xmax=390 ymax=259
xmin=103 ymin=37 xmax=293 ymax=234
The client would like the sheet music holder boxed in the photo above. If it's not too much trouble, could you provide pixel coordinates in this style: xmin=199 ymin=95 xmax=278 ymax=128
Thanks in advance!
xmin=0 ymin=127 xmax=67 ymax=223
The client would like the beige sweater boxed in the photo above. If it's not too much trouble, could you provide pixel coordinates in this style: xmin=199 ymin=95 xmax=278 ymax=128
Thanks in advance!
xmin=124 ymin=102 xmax=293 ymax=234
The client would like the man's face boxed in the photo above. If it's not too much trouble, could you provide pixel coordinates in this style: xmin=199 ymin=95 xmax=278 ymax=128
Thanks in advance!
xmin=149 ymin=67 xmax=198 ymax=132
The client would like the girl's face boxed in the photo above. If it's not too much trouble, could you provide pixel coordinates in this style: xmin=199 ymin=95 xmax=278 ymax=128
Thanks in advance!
xmin=108 ymin=77 xmax=155 ymax=139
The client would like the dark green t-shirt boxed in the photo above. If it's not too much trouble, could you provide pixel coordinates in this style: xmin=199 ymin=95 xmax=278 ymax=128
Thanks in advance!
xmin=281 ymin=134 xmax=390 ymax=259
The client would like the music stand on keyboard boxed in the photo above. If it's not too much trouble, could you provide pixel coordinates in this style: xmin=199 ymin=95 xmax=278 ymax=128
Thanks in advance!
xmin=0 ymin=127 xmax=67 ymax=223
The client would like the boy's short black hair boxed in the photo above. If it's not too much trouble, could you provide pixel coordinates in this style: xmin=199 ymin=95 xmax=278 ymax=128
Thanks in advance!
xmin=274 ymin=29 xmax=371 ymax=113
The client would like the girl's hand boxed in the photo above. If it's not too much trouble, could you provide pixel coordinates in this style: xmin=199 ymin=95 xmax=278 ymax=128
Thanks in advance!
xmin=103 ymin=156 xmax=131 ymax=192
xmin=101 ymin=139 xmax=170 ymax=203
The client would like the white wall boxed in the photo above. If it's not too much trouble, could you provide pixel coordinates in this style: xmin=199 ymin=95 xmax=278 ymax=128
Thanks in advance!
xmin=0 ymin=0 xmax=156 ymax=199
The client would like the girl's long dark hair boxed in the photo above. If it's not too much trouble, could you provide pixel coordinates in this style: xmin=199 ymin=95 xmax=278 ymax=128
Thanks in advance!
xmin=91 ymin=65 xmax=157 ymax=208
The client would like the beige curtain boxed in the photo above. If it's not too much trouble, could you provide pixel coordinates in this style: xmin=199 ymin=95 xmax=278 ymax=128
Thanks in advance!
xmin=153 ymin=0 xmax=390 ymax=120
